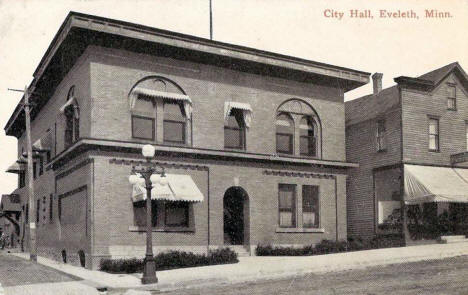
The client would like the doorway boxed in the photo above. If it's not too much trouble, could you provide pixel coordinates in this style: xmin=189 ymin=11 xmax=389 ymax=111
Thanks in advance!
xmin=223 ymin=186 xmax=249 ymax=245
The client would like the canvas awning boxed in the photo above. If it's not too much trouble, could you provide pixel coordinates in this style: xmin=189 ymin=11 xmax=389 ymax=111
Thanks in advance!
xmin=33 ymin=135 xmax=52 ymax=152
xmin=5 ymin=161 xmax=25 ymax=174
xmin=404 ymin=164 xmax=468 ymax=204
xmin=59 ymin=97 xmax=79 ymax=118
xmin=131 ymin=174 xmax=204 ymax=203
xmin=129 ymin=87 xmax=192 ymax=119
xmin=224 ymin=102 xmax=253 ymax=128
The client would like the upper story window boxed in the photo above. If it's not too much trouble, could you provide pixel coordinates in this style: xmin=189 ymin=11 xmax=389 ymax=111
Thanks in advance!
xmin=376 ymin=119 xmax=386 ymax=152
xmin=299 ymin=116 xmax=317 ymax=156
xmin=61 ymin=86 xmax=80 ymax=149
xmin=276 ymin=99 xmax=321 ymax=158
xmin=129 ymin=77 xmax=191 ymax=145
xmin=447 ymin=84 xmax=456 ymax=110
xmin=224 ymin=109 xmax=246 ymax=150
xmin=224 ymin=102 xmax=252 ymax=151
xmin=428 ymin=117 xmax=439 ymax=152
xmin=164 ymin=102 xmax=186 ymax=145
xmin=276 ymin=113 xmax=294 ymax=154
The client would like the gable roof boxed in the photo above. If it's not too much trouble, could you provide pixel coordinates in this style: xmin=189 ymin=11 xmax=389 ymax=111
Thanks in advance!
xmin=345 ymin=62 xmax=468 ymax=126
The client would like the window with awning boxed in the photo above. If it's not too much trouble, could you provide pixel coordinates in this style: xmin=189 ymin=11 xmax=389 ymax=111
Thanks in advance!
xmin=404 ymin=164 xmax=468 ymax=204
xmin=129 ymin=87 xmax=192 ymax=119
xmin=130 ymin=174 xmax=204 ymax=203
xmin=224 ymin=102 xmax=253 ymax=128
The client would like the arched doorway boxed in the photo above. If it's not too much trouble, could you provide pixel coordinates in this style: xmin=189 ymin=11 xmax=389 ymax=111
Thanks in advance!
xmin=223 ymin=187 xmax=249 ymax=245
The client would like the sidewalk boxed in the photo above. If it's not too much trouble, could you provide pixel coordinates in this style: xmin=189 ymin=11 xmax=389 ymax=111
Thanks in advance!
xmin=11 ymin=242 xmax=468 ymax=293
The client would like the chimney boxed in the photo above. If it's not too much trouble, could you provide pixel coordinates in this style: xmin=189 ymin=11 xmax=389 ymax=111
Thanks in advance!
xmin=372 ymin=72 xmax=383 ymax=95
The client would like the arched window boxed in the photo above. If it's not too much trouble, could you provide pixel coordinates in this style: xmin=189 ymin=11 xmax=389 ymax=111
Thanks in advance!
xmin=63 ymin=86 xmax=79 ymax=148
xmin=128 ymin=76 xmax=191 ymax=145
xmin=299 ymin=116 xmax=317 ymax=156
xmin=224 ymin=109 xmax=246 ymax=150
xmin=163 ymin=101 xmax=186 ymax=144
xmin=276 ymin=113 xmax=294 ymax=154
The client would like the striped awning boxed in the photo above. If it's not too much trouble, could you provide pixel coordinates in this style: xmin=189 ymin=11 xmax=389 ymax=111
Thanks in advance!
xmin=129 ymin=87 xmax=192 ymax=119
xmin=59 ymin=97 xmax=79 ymax=118
xmin=404 ymin=164 xmax=468 ymax=204
xmin=33 ymin=135 xmax=51 ymax=152
xmin=224 ymin=102 xmax=253 ymax=128
xmin=6 ymin=161 xmax=25 ymax=174
xmin=131 ymin=174 xmax=204 ymax=203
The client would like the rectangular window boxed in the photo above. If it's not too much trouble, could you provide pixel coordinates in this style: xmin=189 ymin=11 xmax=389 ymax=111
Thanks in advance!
xmin=39 ymin=156 xmax=44 ymax=176
xmin=224 ymin=127 xmax=245 ymax=149
xmin=447 ymin=84 xmax=456 ymax=110
xmin=19 ymin=171 xmax=25 ymax=188
xmin=278 ymin=184 xmax=296 ymax=228
xmin=165 ymin=202 xmax=189 ymax=227
xmin=163 ymin=120 xmax=185 ymax=144
xmin=25 ymin=204 xmax=29 ymax=223
xmin=132 ymin=115 xmax=155 ymax=140
xmin=376 ymin=119 xmax=386 ymax=151
xmin=49 ymin=194 xmax=53 ymax=223
xmin=33 ymin=161 xmax=37 ymax=180
xmin=36 ymin=199 xmax=40 ymax=223
xmin=302 ymin=185 xmax=320 ymax=228
xmin=276 ymin=134 xmax=293 ymax=154
xmin=133 ymin=200 xmax=158 ymax=227
xmin=428 ymin=118 xmax=439 ymax=151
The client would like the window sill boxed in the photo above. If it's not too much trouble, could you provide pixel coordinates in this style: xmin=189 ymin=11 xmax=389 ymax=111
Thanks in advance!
xmin=428 ymin=149 xmax=440 ymax=153
xmin=377 ymin=149 xmax=387 ymax=153
xmin=276 ymin=227 xmax=325 ymax=233
xmin=447 ymin=108 xmax=457 ymax=111
xmin=128 ymin=225 xmax=194 ymax=232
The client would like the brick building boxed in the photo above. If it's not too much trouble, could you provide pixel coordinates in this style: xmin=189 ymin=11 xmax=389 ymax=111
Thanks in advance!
xmin=346 ymin=63 xmax=468 ymax=241
xmin=4 ymin=12 xmax=369 ymax=269
xmin=0 ymin=194 xmax=21 ymax=248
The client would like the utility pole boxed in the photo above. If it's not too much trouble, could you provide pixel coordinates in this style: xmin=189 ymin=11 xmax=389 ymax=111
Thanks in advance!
xmin=209 ymin=0 xmax=213 ymax=40
xmin=8 ymin=86 xmax=37 ymax=262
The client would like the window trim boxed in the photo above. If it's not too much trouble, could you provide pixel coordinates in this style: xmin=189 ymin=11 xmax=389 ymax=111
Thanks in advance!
xmin=224 ymin=109 xmax=246 ymax=150
xmin=299 ymin=116 xmax=318 ymax=157
xmin=278 ymin=184 xmax=297 ymax=228
xmin=131 ymin=115 xmax=156 ymax=141
xmin=163 ymin=119 xmax=186 ymax=145
xmin=428 ymin=116 xmax=440 ymax=152
xmin=164 ymin=202 xmax=189 ymax=227
xmin=447 ymin=84 xmax=457 ymax=111
xmin=302 ymin=185 xmax=320 ymax=229
xmin=276 ymin=113 xmax=295 ymax=155
xmin=376 ymin=119 xmax=387 ymax=152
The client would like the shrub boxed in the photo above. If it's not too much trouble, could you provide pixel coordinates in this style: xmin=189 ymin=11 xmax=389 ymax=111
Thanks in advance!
xmin=100 ymin=248 xmax=238 ymax=273
xmin=256 ymin=235 xmax=405 ymax=257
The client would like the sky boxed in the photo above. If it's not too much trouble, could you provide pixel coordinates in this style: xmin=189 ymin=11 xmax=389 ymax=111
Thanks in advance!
xmin=0 ymin=0 xmax=467 ymax=197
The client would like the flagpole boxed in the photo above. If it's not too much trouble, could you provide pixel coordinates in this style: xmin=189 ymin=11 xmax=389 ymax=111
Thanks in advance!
xmin=209 ymin=0 xmax=213 ymax=40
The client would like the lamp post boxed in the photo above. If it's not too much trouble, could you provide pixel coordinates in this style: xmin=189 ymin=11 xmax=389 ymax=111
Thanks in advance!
xmin=128 ymin=144 xmax=167 ymax=284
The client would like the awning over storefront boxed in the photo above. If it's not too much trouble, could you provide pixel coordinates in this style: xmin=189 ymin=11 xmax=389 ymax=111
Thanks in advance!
xmin=404 ymin=164 xmax=468 ymax=204
xmin=131 ymin=174 xmax=204 ymax=203
xmin=224 ymin=102 xmax=253 ymax=128
xmin=129 ymin=87 xmax=193 ymax=119
xmin=5 ymin=161 xmax=25 ymax=174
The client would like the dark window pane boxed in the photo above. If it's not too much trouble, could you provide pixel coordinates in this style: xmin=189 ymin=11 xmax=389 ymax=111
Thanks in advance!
xmin=303 ymin=186 xmax=319 ymax=228
xmin=132 ymin=116 xmax=154 ymax=140
xmin=276 ymin=134 xmax=293 ymax=154
xmin=164 ymin=121 xmax=185 ymax=143
xmin=133 ymin=201 xmax=158 ymax=227
xmin=165 ymin=202 xmax=189 ymax=227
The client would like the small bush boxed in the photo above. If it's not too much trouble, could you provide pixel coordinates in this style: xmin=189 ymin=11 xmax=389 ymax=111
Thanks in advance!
xmin=100 ymin=248 xmax=238 ymax=273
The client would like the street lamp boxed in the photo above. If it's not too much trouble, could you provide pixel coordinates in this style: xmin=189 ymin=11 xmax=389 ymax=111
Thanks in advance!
xmin=128 ymin=144 xmax=168 ymax=284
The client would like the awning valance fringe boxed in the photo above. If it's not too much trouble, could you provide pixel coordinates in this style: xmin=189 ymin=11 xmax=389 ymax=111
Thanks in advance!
xmin=6 ymin=161 xmax=25 ymax=174
xmin=131 ymin=174 xmax=204 ymax=203
xmin=129 ymin=87 xmax=192 ymax=119
xmin=224 ymin=101 xmax=253 ymax=128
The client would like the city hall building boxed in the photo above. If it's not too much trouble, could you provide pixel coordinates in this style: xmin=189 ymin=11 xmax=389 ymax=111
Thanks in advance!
xmin=4 ymin=12 xmax=369 ymax=269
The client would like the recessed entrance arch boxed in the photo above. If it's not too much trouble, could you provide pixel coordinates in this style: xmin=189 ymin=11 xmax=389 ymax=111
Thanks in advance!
xmin=223 ymin=186 xmax=250 ymax=246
